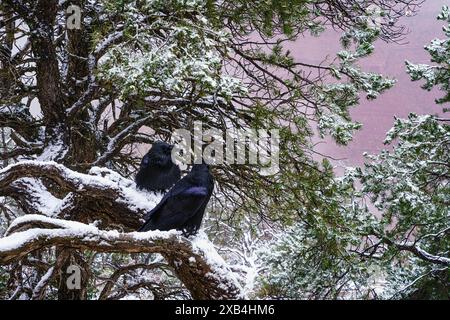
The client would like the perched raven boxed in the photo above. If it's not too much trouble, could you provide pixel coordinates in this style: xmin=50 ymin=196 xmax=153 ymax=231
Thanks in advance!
xmin=138 ymin=163 xmax=214 ymax=236
xmin=135 ymin=141 xmax=181 ymax=192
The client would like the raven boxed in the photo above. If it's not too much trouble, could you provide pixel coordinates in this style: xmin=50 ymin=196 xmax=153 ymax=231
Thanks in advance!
xmin=138 ymin=163 xmax=214 ymax=236
xmin=135 ymin=141 xmax=181 ymax=192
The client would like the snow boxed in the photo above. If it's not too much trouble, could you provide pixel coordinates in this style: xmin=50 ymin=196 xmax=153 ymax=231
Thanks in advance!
xmin=36 ymin=136 xmax=68 ymax=162
xmin=119 ymin=295 xmax=140 ymax=300
xmin=12 ymin=178 xmax=62 ymax=216
xmin=32 ymin=266 xmax=54 ymax=298
xmin=0 ymin=229 xmax=42 ymax=251
xmin=0 ymin=161 xmax=163 ymax=214
xmin=0 ymin=160 xmax=243 ymax=298
xmin=192 ymin=231 xmax=227 ymax=267
xmin=99 ymin=3 xmax=244 ymax=102
xmin=191 ymin=231 xmax=243 ymax=296
xmin=129 ymin=229 xmax=180 ymax=241
xmin=6 ymin=214 xmax=95 ymax=234
xmin=188 ymin=257 xmax=196 ymax=264
xmin=0 ymin=215 xmax=182 ymax=252
xmin=52 ymin=193 xmax=76 ymax=217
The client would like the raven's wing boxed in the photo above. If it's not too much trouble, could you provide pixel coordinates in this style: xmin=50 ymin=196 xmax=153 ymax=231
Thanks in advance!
xmin=141 ymin=176 xmax=193 ymax=221
xmin=139 ymin=184 xmax=209 ymax=232
xmin=181 ymin=182 xmax=214 ymax=235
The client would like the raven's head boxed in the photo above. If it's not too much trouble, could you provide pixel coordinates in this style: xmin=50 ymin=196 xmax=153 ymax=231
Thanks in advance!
xmin=141 ymin=141 xmax=174 ymax=169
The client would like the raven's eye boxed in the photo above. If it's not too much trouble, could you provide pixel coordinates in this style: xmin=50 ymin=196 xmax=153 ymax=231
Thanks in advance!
xmin=141 ymin=155 xmax=149 ymax=166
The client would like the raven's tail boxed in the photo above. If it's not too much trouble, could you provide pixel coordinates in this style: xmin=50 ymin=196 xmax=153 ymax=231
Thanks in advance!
xmin=138 ymin=209 xmax=157 ymax=232
xmin=138 ymin=220 xmax=149 ymax=232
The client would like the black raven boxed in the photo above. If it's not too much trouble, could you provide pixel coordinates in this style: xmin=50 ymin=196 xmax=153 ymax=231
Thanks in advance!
xmin=135 ymin=141 xmax=181 ymax=192
xmin=138 ymin=163 xmax=214 ymax=236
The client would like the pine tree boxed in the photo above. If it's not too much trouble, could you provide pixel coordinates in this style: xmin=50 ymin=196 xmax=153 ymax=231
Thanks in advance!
xmin=0 ymin=0 xmax=421 ymax=299
xmin=261 ymin=6 xmax=449 ymax=299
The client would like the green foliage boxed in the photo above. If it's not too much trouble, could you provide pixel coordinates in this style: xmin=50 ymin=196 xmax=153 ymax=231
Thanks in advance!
xmin=261 ymin=6 xmax=449 ymax=300
xmin=99 ymin=0 xmax=244 ymax=101
xmin=347 ymin=8 xmax=450 ymax=299
xmin=98 ymin=0 xmax=394 ymax=147
xmin=258 ymin=174 xmax=378 ymax=299
xmin=354 ymin=114 xmax=449 ymax=299
xmin=406 ymin=5 xmax=450 ymax=106
xmin=93 ymin=2 xmax=399 ymax=244
xmin=317 ymin=27 xmax=395 ymax=144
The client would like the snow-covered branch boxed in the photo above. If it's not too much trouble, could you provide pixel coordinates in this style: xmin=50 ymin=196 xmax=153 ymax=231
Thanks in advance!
xmin=0 ymin=215 xmax=242 ymax=299
xmin=375 ymin=233 xmax=450 ymax=267
xmin=0 ymin=161 xmax=161 ymax=229
xmin=0 ymin=161 xmax=243 ymax=299
xmin=92 ymin=115 xmax=152 ymax=166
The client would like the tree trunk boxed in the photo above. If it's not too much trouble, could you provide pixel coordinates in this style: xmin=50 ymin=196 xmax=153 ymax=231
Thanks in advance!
xmin=56 ymin=248 xmax=89 ymax=300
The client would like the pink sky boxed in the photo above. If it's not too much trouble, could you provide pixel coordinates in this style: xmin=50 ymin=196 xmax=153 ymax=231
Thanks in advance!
xmin=288 ymin=1 xmax=447 ymax=169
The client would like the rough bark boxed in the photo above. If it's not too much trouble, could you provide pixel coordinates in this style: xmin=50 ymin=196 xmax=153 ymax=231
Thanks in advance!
xmin=0 ymin=216 xmax=242 ymax=299
xmin=30 ymin=0 xmax=66 ymax=139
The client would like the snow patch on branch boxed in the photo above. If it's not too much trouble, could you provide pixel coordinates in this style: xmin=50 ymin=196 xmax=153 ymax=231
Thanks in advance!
xmin=1 ymin=215 xmax=180 ymax=253
xmin=191 ymin=231 xmax=243 ymax=297
xmin=6 ymin=214 xmax=97 ymax=235
xmin=36 ymin=137 xmax=68 ymax=162
xmin=12 ymin=178 xmax=62 ymax=216
xmin=1 ymin=161 xmax=163 ymax=213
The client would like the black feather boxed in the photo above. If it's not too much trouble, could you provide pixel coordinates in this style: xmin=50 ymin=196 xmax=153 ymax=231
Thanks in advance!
xmin=139 ymin=163 xmax=214 ymax=236
xmin=135 ymin=141 xmax=181 ymax=192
